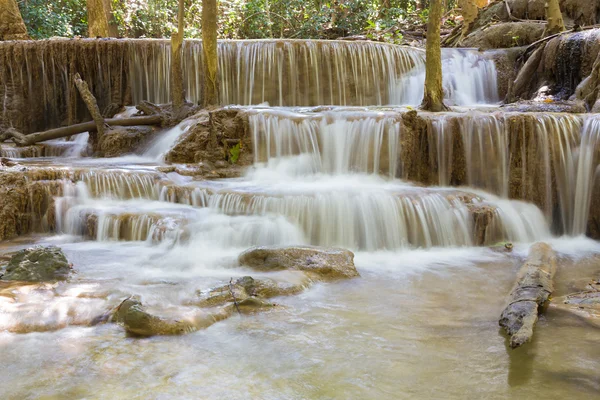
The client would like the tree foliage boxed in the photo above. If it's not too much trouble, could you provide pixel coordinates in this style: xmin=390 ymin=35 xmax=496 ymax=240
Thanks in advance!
xmin=18 ymin=0 xmax=452 ymax=40
xmin=19 ymin=0 xmax=88 ymax=38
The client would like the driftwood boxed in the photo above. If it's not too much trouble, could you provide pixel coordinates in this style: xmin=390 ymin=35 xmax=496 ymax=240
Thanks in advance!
xmin=73 ymin=73 xmax=105 ymax=138
xmin=1 ymin=115 xmax=162 ymax=146
xmin=499 ymin=242 xmax=557 ymax=349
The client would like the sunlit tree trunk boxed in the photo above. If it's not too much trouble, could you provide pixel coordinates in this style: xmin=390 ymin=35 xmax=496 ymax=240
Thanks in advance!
xmin=171 ymin=0 xmax=185 ymax=109
xmin=104 ymin=0 xmax=119 ymax=37
xmin=202 ymin=0 xmax=219 ymax=107
xmin=458 ymin=0 xmax=478 ymax=35
xmin=87 ymin=0 xmax=110 ymax=37
xmin=545 ymin=0 xmax=565 ymax=35
xmin=0 ymin=0 xmax=29 ymax=40
xmin=422 ymin=0 xmax=448 ymax=112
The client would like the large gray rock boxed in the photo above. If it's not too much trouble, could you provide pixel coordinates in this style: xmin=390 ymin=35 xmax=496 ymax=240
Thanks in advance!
xmin=238 ymin=246 xmax=359 ymax=280
xmin=1 ymin=246 xmax=71 ymax=282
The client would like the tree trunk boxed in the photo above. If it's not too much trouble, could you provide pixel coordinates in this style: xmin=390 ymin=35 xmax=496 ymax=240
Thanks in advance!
xmin=87 ymin=0 xmax=110 ymax=37
xmin=171 ymin=0 xmax=186 ymax=109
xmin=421 ymin=0 xmax=448 ymax=112
xmin=458 ymin=0 xmax=479 ymax=35
xmin=202 ymin=0 xmax=219 ymax=107
xmin=0 ymin=0 xmax=29 ymax=40
xmin=103 ymin=0 xmax=119 ymax=37
xmin=545 ymin=0 xmax=565 ymax=35
xmin=1 ymin=116 xmax=162 ymax=146
xmin=73 ymin=73 xmax=105 ymax=139
xmin=379 ymin=0 xmax=391 ymax=18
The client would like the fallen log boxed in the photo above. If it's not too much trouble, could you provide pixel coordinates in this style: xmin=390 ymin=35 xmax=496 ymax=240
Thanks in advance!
xmin=499 ymin=242 xmax=557 ymax=349
xmin=73 ymin=73 xmax=105 ymax=139
xmin=1 ymin=115 xmax=162 ymax=146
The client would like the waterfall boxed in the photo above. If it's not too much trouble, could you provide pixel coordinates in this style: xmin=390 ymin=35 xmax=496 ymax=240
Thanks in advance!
xmin=130 ymin=39 xmax=424 ymax=106
xmin=572 ymin=116 xmax=600 ymax=235
xmin=244 ymin=108 xmax=600 ymax=237
xmin=391 ymin=49 xmax=499 ymax=106
xmin=248 ymin=109 xmax=401 ymax=178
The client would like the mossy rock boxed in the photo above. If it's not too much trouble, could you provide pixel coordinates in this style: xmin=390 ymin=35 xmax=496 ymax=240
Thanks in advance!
xmin=1 ymin=246 xmax=71 ymax=282
xmin=238 ymin=246 xmax=359 ymax=280
xmin=113 ymin=298 xmax=197 ymax=336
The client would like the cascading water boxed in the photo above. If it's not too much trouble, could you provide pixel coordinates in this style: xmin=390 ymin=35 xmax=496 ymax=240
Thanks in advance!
xmin=392 ymin=49 xmax=499 ymax=106
xmin=130 ymin=39 xmax=424 ymax=106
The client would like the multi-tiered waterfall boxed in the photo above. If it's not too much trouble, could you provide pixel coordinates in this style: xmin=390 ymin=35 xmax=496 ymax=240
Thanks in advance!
xmin=2 ymin=38 xmax=600 ymax=399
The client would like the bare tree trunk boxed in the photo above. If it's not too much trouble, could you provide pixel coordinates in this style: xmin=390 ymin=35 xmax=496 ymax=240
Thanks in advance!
xmin=421 ymin=0 xmax=448 ymax=112
xmin=2 ymin=116 xmax=162 ymax=146
xmin=171 ymin=0 xmax=185 ymax=109
xmin=73 ymin=73 xmax=105 ymax=139
xmin=87 ymin=0 xmax=110 ymax=37
xmin=0 ymin=0 xmax=29 ymax=40
xmin=202 ymin=0 xmax=219 ymax=107
xmin=458 ymin=0 xmax=479 ymax=36
xmin=545 ymin=0 xmax=565 ymax=35
xmin=103 ymin=0 xmax=119 ymax=37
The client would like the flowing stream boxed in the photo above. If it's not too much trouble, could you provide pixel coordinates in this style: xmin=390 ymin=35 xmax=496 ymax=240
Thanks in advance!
xmin=1 ymin=40 xmax=600 ymax=399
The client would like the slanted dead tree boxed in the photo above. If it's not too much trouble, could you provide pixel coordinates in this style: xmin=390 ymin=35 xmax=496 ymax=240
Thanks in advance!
xmin=73 ymin=73 xmax=105 ymax=139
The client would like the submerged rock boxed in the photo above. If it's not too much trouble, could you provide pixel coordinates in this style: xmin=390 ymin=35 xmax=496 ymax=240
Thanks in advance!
xmin=1 ymin=246 xmax=71 ymax=282
xmin=195 ymin=276 xmax=306 ymax=309
xmin=112 ymin=298 xmax=204 ymax=337
xmin=238 ymin=246 xmax=359 ymax=280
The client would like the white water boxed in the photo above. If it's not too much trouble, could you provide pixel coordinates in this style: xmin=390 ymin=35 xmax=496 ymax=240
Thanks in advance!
xmin=129 ymin=40 xmax=497 ymax=107
xmin=392 ymin=49 xmax=499 ymax=106
xmin=143 ymin=122 xmax=192 ymax=161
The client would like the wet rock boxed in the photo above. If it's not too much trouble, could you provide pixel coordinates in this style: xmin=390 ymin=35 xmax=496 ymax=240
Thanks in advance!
xmin=462 ymin=22 xmax=546 ymax=50
xmin=97 ymin=126 xmax=157 ymax=157
xmin=238 ymin=246 xmax=359 ymax=280
xmin=112 ymin=298 xmax=199 ymax=336
xmin=165 ymin=108 xmax=251 ymax=179
xmin=549 ymin=290 xmax=600 ymax=327
xmin=195 ymin=276 xmax=306 ymax=308
xmin=1 ymin=246 xmax=71 ymax=282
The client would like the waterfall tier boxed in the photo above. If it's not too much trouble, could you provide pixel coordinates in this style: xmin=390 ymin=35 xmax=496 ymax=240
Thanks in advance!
xmin=0 ymin=39 xmax=498 ymax=134
xmin=244 ymin=108 xmax=600 ymax=236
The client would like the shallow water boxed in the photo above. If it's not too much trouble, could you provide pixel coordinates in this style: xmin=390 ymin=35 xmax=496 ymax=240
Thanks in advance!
xmin=2 ymin=102 xmax=600 ymax=398
xmin=1 ymin=235 xmax=600 ymax=399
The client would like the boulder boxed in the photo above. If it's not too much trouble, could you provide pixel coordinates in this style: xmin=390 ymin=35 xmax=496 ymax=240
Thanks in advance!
xmin=1 ymin=246 xmax=71 ymax=282
xmin=461 ymin=22 xmax=546 ymax=49
xmin=238 ymin=246 xmax=359 ymax=280
xmin=97 ymin=126 xmax=157 ymax=157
